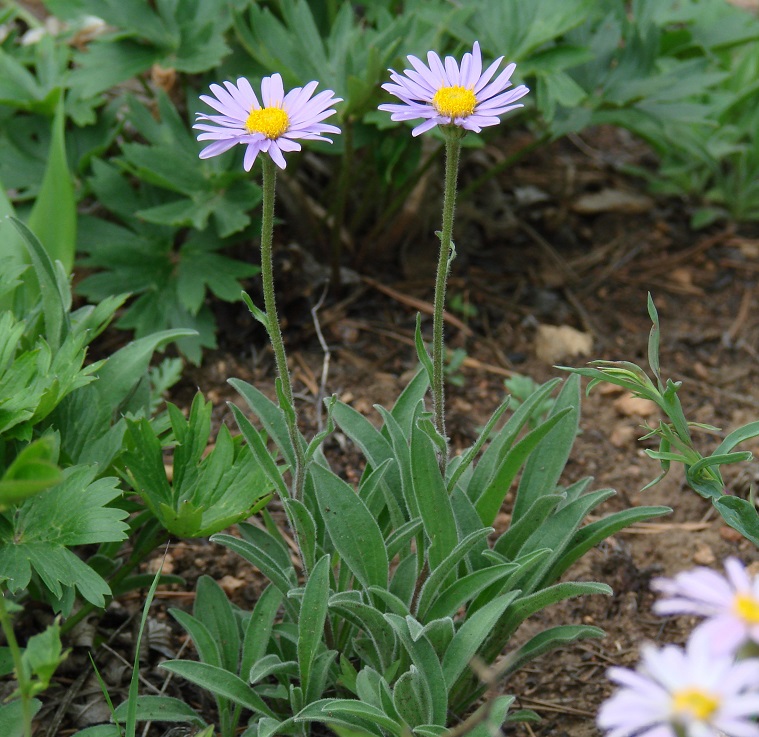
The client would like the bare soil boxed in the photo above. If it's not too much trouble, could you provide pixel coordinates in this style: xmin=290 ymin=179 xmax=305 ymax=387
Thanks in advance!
xmin=36 ymin=127 xmax=759 ymax=736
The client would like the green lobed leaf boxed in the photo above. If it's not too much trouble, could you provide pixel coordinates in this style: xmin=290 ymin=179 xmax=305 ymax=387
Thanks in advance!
xmin=95 ymin=328 xmax=197 ymax=413
xmin=0 ymin=436 xmax=62 ymax=509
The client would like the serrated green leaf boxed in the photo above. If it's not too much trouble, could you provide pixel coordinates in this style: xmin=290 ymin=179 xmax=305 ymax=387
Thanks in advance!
xmin=0 ymin=436 xmax=62 ymax=509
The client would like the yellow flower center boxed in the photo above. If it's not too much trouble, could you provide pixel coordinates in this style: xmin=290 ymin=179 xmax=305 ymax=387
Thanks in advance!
xmin=245 ymin=106 xmax=289 ymax=139
xmin=432 ymin=86 xmax=477 ymax=119
xmin=672 ymin=687 xmax=720 ymax=721
xmin=734 ymin=592 xmax=759 ymax=624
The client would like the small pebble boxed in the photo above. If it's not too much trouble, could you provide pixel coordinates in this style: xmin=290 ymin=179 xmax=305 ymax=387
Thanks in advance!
xmin=692 ymin=543 xmax=715 ymax=565
xmin=719 ymin=525 xmax=745 ymax=543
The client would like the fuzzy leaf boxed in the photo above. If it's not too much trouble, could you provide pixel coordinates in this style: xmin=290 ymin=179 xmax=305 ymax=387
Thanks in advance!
xmin=312 ymin=463 xmax=389 ymax=590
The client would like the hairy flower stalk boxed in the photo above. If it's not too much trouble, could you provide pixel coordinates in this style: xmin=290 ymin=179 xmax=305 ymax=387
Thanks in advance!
xmin=259 ymin=156 xmax=306 ymax=499
xmin=196 ymin=74 xmax=341 ymax=501
xmin=432 ymin=130 xmax=462 ymax=465
xmin=380 ymin=42 xmax=529 ymax=468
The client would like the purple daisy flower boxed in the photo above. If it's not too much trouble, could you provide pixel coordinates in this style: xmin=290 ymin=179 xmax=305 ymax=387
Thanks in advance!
xmin=598 ymin=627 xmax=759 ymax=737
xmin=652 ymin=558 xmax=759 ymax=656
xmin=194 ymin=74 xmax=342 ymax=170
xmin=378 ymin=41 xmax=529 ymax=136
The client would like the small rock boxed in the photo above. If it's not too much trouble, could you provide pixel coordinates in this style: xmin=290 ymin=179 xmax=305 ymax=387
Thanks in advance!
xmin=613 ymin=394 xmax=658 ymax=418
xmin=534 ymin=324 xmax=593 ymax=363
xmin=692 ymin=543 xmax=716 ymax=566
xmin=720 ymin=525 xmax=745 ymax=543
xmin=147 ymin=553 xmax=175 ymax=574
xmin=219 ymin=575 xmax=246 ymax=594
xmin=610 ymin=422 xmax=637 ymax=448
xmin=670 ymin=267 xmax=695 ymax=290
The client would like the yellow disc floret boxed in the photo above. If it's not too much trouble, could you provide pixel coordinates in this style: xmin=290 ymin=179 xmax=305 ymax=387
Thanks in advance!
xmin=245 ymin=106 xmax=289 ymax=139
xmin=734 ymin=592 xmax=759 ymax=624
xmin=672 ymin=687 xmax=720 ymax=721
xmin=432 ymin=86 xmax=477 ymax=119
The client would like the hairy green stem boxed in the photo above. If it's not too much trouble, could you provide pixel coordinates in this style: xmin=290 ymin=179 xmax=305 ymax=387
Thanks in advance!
xmin=432 ymin=132 xmax=462 ymax=472
xmin=0 ymin=592 xmax=32 ymax=737
xmin=260 ymin=157 xmax=306 ymax=501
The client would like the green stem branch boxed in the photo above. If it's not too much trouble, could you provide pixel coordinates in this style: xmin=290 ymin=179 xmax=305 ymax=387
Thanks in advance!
xmin=260 ymin=157 xmax=306 ymax=501
xmin=432 ymin=132 xmax=462 ymax=472
xmin=0 ymin=592 xmax=32 ymax=737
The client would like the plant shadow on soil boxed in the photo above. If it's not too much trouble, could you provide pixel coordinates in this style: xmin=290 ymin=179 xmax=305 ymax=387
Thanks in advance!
xmin=41 ymin=127 xmax=759 ymax=736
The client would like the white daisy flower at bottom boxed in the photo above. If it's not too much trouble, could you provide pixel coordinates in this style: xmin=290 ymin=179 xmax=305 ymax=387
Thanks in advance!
xmin=194 ymin=73 xmax=341 ymax=170
xmin=653 ymin=558 xmax=759 ymax=656
xmin=598 ymin=627 xmax=759 ymax=737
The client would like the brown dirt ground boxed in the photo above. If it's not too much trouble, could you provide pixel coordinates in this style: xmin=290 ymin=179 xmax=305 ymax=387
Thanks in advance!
xmin=34 ymin=126 xmax=759 ymax=736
